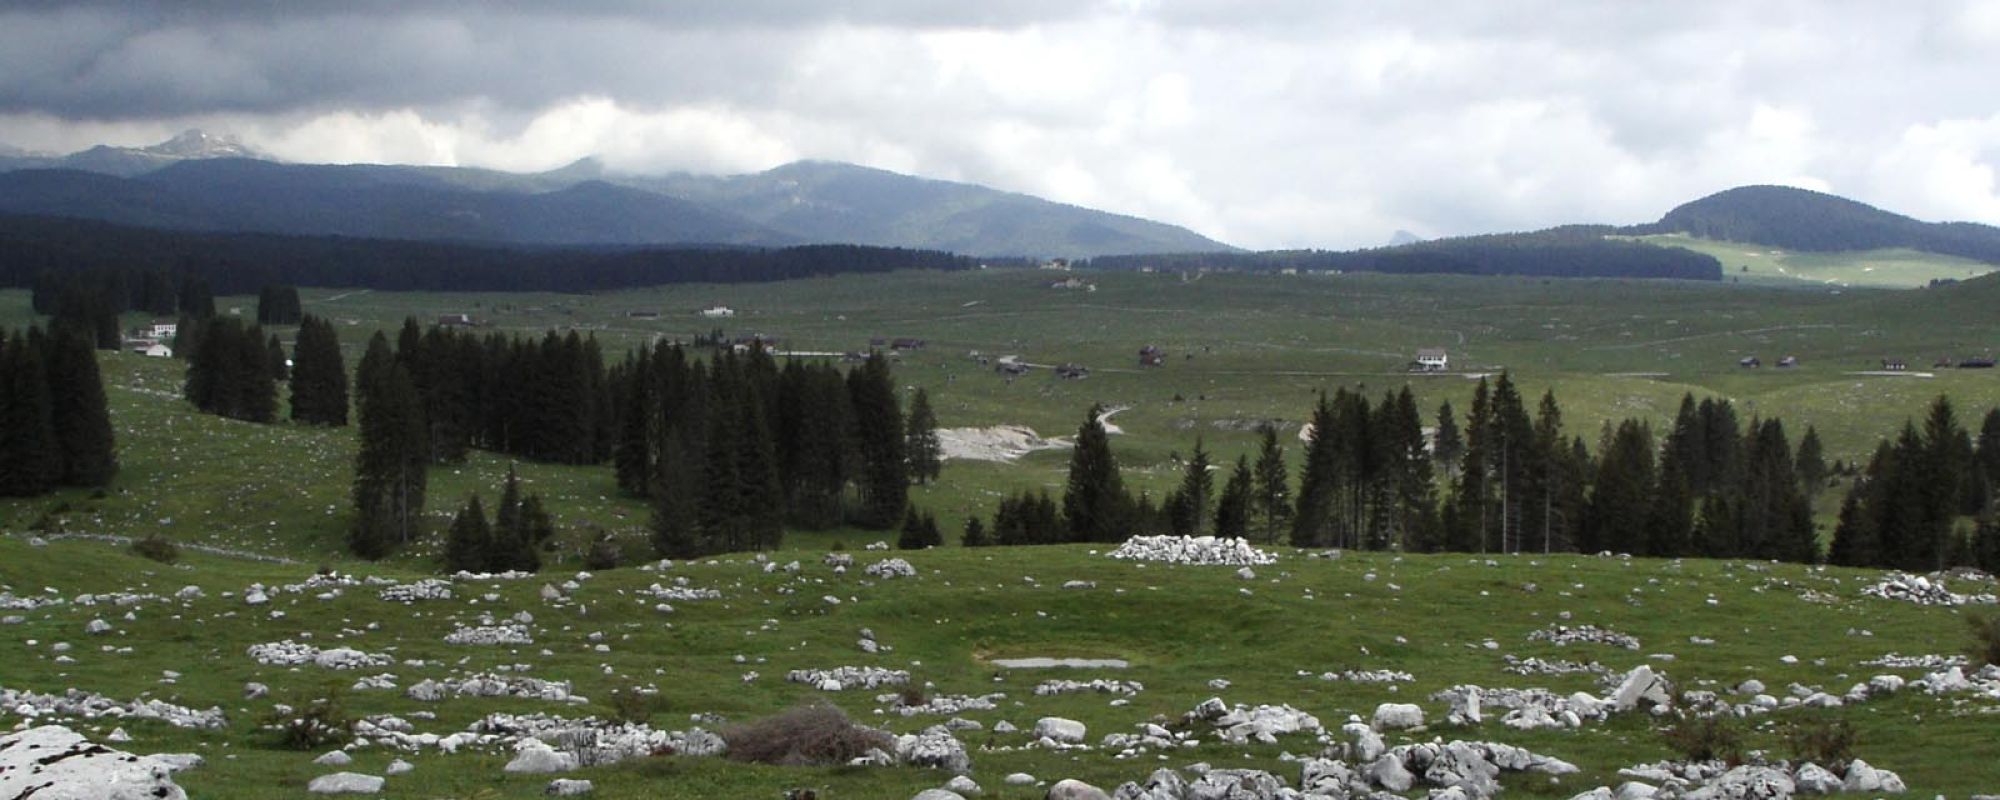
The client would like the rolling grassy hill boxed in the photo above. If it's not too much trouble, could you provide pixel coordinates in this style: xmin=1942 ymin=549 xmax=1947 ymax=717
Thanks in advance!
xmin=2 ymin=270 xmax=1998 ymax=798
xmin=1622 ymin=234 xmax=1996 ymax=289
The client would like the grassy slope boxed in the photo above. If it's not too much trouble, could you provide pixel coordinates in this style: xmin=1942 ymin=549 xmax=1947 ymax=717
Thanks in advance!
xmin=3 ymin=536 xmax=1996 ymax=799
xmin=1625 ymin=234 xmax=1995 ymax=289
xmin=2 ymin=269 xmax=1998 ymax=796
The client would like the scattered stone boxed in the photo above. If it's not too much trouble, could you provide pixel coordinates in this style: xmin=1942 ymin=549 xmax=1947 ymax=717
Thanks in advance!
xmin=786 ymin=666 xmax=910 ymax=691
xmin=1046 ymin=778 xmax=1111 ymax=800
xmin=505 ymin=740 xmax=579 ymax=774
xmin=1034 ymin=717 xmax=1087 ymax=744
xmin=307 ymin=772 xmax=385 ymax=794
xmin=1372 ymin=702 xmax=1425 ymax=730
xmin=1528 ymin=624 xmax=1641 ymax=650
xmin=1861 ymin=572 xmax=1997 ymax=606
xmin=547 ymin=778 xmax=596 ymax=796
xmin=314 ymin=749 xmax=354 ymax=766
xmin=866 ymin=559 xmax=918 ymax=579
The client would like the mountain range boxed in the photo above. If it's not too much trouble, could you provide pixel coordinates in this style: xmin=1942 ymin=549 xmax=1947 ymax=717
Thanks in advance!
xmin=0 ymin=132 xmax=1232 ymax=258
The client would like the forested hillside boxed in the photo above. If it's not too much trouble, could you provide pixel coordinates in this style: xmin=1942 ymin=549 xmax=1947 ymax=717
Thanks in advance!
xmin=1632 ymin=185 xmax=2000 ymax=263
xmin=1087 ymin=227 xmax=1723 ymax=280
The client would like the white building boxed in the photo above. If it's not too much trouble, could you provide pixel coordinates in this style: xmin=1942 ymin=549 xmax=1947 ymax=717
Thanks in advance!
xmin=700 ymin=305 xmax=736 ymax=318
xmin=1414 ymin=348 xmax=1448 ymax=371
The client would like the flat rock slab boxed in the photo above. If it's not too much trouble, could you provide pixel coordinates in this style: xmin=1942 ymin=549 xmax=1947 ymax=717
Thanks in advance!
xmin=0 ymin=724 xmax=188 ymax=800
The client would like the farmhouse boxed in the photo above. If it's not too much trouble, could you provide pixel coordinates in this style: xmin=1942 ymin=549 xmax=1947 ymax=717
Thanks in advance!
xmin=626 ymin=310 xmax=660 ymax=319
xmin=1413 ymin=348 xmax=1448 ymax=371
xmin=1777 ymin=355 xmax=1798 ymax=368
xmin=699 ymin=305 xmax=735 ymax=318
xmin=1739 ymin=356 xmax=1761 ymax=368
xmin=1139 ymin=345 xmax=1166 ymax=367
xmin=144 ymin=321 xmax=178 ymax=339
xmin=891 ymin=338 xmax=927 ymax=350
xmin=130 ymin=341 xmax=172 ymax=358
xmin=1054 ymin=363 xmax=1090 ymax=380
xmin=1881 ymin=359 xmax=1908 ymax=371
xmin=438 ymin=313 xmax=479 ymax=327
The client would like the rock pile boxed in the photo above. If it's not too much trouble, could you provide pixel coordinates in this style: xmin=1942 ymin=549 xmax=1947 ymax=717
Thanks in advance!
xmin=786 ymin=666 xmax=910 ymax=691
xmin=1861 ymin=572 xmax=1998 ymax=606
xmin=0 ymin=725 xmax=188 ymax=800
xmin=377 ymin=579 xmax=454 ymax=603
xmin=1098 ymin=738 xmax=1576 ymax=799
xmin=1314 ymin=669 xmax=1413 ymax=684
xmin=865 ymin=558 xmax=918 ymax=579
xmin=1501 ymin=655 xmax=1611 ymax=677
xmin=882 ymin=692 xmax=1004 ymax=716
xmin=894 ymin=725 xmax=972 ymax=774
xmin=1579 ymin=758 xmax=1908 ymax=799
xmin=247 ymin=640 xmax=395 ymax=670
xmin=1107 ymin=535 xmax=1277 ymax=566
xmin=639 ymin=582 xmax=722 ymax=601
xmin=443 ymin=623 xmax=534 ymax=646
xmin=1035 ymin=679 xmax=1144 ymax=697
xmin=0 ymin=685 xmax=226 ymax=730
xmin=1183 ymin=697 xmax=1324 ymax=744
xmin=1527 ymin=624 xmax=1641 ymax=650
xmin=408 ymin=674 xmax=578 ymax=703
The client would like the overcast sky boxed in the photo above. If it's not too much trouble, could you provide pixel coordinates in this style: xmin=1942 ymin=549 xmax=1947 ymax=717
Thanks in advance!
xmin=4 ymin=1 xmax=1998 ymax=249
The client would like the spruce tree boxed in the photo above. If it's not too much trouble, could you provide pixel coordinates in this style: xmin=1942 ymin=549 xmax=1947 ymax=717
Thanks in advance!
xmin=898 ymin=507 xmax=931 ymax=550
xmin=1292 ymin=393 xmax=1340 ymax=548
xmin=256 ymin=284 xmax=303 ymax=326
xmin=42 ymin=325 xmax=116 ymax=487
xmin=267 ymin=334 xmax=288 ymax=382
xmin=1251 ymin=422 xmax=1291 ymax=543
xmin=1975 ymin=502 xmax=2000 ymax=575
xmin=1177 ymin=438 xmax=1215 ymax=537
xmin=1796 ymin=426 xmax=1827 ymax=503
xmin=0 ymin=331 xmax=59 ymax=497
xmin=178 ymin=275 xmax=215 ymax=320
xmin=444 ymin=494 xmax=492 ymax=574
xmin=905 ymin=387 xmax=942 ymax=485
xmin=1433 ymin=401 xmax=1463 ymax=479
xmin=1583 ymin=419 xmax=1654 ymax=555
xmin=288 ymin=316 xmax=349 ymax=426
xmin=351 ymin=333 xmax=428 ymax=559
xmin=1215 ymin=455 xmax=1253 ymax=539
xmin=1062 ymin=403 xmax=1131 ymax=542
xmin=962 ymin=516 xmax=990 ymax=547
xmin=847 ymin=352 xmax=907 ymax=529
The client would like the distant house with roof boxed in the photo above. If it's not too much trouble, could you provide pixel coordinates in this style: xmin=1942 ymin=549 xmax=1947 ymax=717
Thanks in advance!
xmin=1414 ymin=348 xmax=1448 ymax=372
xmin=700 ymin=305 xmax=736 ymax=318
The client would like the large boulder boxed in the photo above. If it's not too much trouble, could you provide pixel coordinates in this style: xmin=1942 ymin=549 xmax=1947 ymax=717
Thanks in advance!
xmin=1610 ymin=666 xmax=1672 ymax=714
xmin=1841 ymin=760 xmax=1906 ymax=794
xmin=912 ymin=791 xmax=966 ymax=800
xmin=896 ymin=726 xmax=972 ymax=774
xmin=1046 ymin=779 xmax=1112 ymax=800
xmin=1684 ymin=765 xmax=1793 ymax=800
xmin=1792 ymin=763 xmax=1840 ymax=795
xmin=1371 ymin=702 xmax=1425 ymax=730
xmin=504 ymin=741 xmax=578 ymax=774
xmin=306 ymin=772 xmax=386 ymax=794
xmin=0 ymin=725 xmax=189 ymax=800
xmin=547 ymin=779 xmax=596 ymax=796
xmin=1034 ymin=717 xmax=1087 ymax=744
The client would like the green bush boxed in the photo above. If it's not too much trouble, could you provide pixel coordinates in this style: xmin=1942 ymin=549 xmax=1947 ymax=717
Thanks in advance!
xmin=607 ymin=683 xmax=658 ymax=725
xmin=1785 ymin=718 xmax=1857 ymax=770
xmin=131 ymin=533 xmax=180 ymax=565
xmin=1970 ymin=613 xmax=2000 ymax=668
xmin=1661 ymin=714 xmax=1744 ymax=765
xmin=263 ymin=685 xmax=352 ymax=750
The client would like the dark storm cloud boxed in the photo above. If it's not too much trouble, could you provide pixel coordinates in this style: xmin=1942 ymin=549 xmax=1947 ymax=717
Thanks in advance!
xmin=2 ymin=1 xmax=1998 ymax=248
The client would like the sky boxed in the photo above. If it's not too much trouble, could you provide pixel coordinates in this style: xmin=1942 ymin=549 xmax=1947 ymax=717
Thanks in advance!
xmin=3 ymin=1 xmax=1999 ymax=250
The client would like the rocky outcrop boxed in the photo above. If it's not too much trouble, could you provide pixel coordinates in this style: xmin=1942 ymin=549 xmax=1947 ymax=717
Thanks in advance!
xmin=0 ymin=725 xmax=188 ymax=800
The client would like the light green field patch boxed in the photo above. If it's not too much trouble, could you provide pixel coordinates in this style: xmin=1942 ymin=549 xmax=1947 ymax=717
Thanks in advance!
xmin=1624 ymin=233 xmax=1996 ymax=288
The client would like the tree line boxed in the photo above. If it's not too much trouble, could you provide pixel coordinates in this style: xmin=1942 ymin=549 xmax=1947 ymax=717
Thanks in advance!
xmin=969 ymin=378 xmax=2000 ymax=574
xmin=0 ymin=214 xmax=976 ymax=297
xmin=1084 ymin=228 xmax=1722 ymax=281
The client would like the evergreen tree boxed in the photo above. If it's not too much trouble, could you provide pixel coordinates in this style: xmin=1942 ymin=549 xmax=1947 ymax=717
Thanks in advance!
xmin=1828 ymin=466 xmax=1881 ymax=568
xmin=898 ymin=507 xmax=932 ymax=550
xmin=267 ymin=334 xmax=288 ymax=382
xmin=1975 ymin=502 xmax=2000 ymax=575
xmin=962 ymin=516 xmax=991 ymax=547
xmin=0 ymin=332 xmax=59 ymax=497
xmin=1648 ymin=444 xmax=1696 ymax=557
xmin=847 ymin=352 xmax=907 ymax=529
xmin=351 ymin=333 xmax=428 ymax=559
xmin=1583 ymin=419 xmax=1655 ymax=554
xmin=1251 ymin=422 xmax=1291 ymax=543
xmin=444 ymin=493 xmax=492 ymax=574
xmin=905 ymin=387 xmax=942 ymax=485
xmin=256 ymin=284 xmax=303 ymax=325
xmin=42 ymin=325 xmax=116 ymax=487
xmin=519 ymin=494 xmax=556 ymax=548
xmin=1177 ymin=438 xmax=1215 ymax=537
xmin=1215 ymin=455 xmax=1253 ymax=539
xmin=1062 ymin=403 xmax=1131 ymax=542
xmin=1433 ymin=401 xmax=1463 ymax=480
xmin=288 ymin=316 xmax=349 ymax=426
xmin=1796 ymin=425 xmax=1828 ymax=503
xmin=178 ymin=274 xmax=215 ymax=320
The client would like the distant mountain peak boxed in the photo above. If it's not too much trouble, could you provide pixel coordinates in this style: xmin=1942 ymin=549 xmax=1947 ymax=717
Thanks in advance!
xmin=1388 ymin=229 xmax=1425 ymax=247
xmin=146 ymin=129 xmax=259 ymax=160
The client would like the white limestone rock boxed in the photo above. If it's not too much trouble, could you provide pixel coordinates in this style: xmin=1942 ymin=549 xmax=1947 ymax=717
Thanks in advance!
xmin=0 ymin=725 xmax=188 ymax=800
xmin=306 ymin=772 xmax=385 ymax=794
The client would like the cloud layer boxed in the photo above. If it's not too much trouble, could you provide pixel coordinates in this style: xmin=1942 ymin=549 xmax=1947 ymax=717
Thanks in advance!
xmin=4 ymin=1 xmax=1998 ymax=249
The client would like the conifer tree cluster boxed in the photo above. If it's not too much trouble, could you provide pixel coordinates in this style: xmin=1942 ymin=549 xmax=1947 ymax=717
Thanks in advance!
xmin=32 ymin=268 xmax=192 ymax=349
xmin=387 ymin=319 xmax=613 ymax=465
xmin=0 ymin=325 xmax=117 ymax=496
xmin=1831 ymin=397 xmax=2000 ymax=573
xmin=615 ymin=346 xmax=913 ymax=559
xmin=288 ymin=315 xmax=349 ymax=426
xmin=1291 ymin=386 xmax=1435 ymax=551
xmin=182 ymin=317 xmax=277 ymax=423
xmin=443 ymin=467 xmax=553 ymax=574
xmin=898 ymin=507 xmax=943 ymax=549
xmin=256 ymin=284 xmax=303 ymax=325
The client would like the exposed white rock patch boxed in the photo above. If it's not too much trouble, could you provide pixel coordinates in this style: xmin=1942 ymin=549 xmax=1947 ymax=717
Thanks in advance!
xmin=1107 ymin=535 xmax=1276 ymax=566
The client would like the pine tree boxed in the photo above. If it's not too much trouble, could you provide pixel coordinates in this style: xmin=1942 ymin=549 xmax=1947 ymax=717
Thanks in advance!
xmin=1292 ymin=392 xmax=1340 ymax=548
xmin=42 ymin=325 xmax=116 ymax=487
xmin=1975 ymin=502 xmax=2000 ymax=575
xmin=256 ymin=284 xmax=302 ymax=326
xmin=962 ymin=516 xmax=991 ymax=547
xmin=1251 ymin=422 xmax=1291 ymax=543
xmin=1584 ymin=419 xmax=1655 ymax=555
xmin=1648 ymin=446 xmax=1696 ymax=557
xmin=1177 ymin=438 xmax=1215 ymax=537
xmin=288 ymin=316 xmax=349 ymax=426
xmin=351 ymin=333 xmax=428 ymax=559
xmin=267 ymin=334 xmax=288 ymax=382
xmin=178 ymin=275 xmax=215 ymax=320
xmin=905 ymin=387 xmax=942 ymax=485
xmin=847 ymin=352 xmax=907 ymax=529
xmin=1433 ymin=401 xmax=1463 ymax=480
xmin=1215 ymin=455 xmax=1253 ymax=539
xmin=444 ymin=494 xmax=492 ymax=574
xmin=898 ymin=507 xmax=931 ymax=550
xmin=1796 ymin=425 xmax=1827 ymax=503
xmin=1062 ymin=403 xmax=1131 ymax=542
xmin=0 ymin=331 xmax=59 ymax=497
